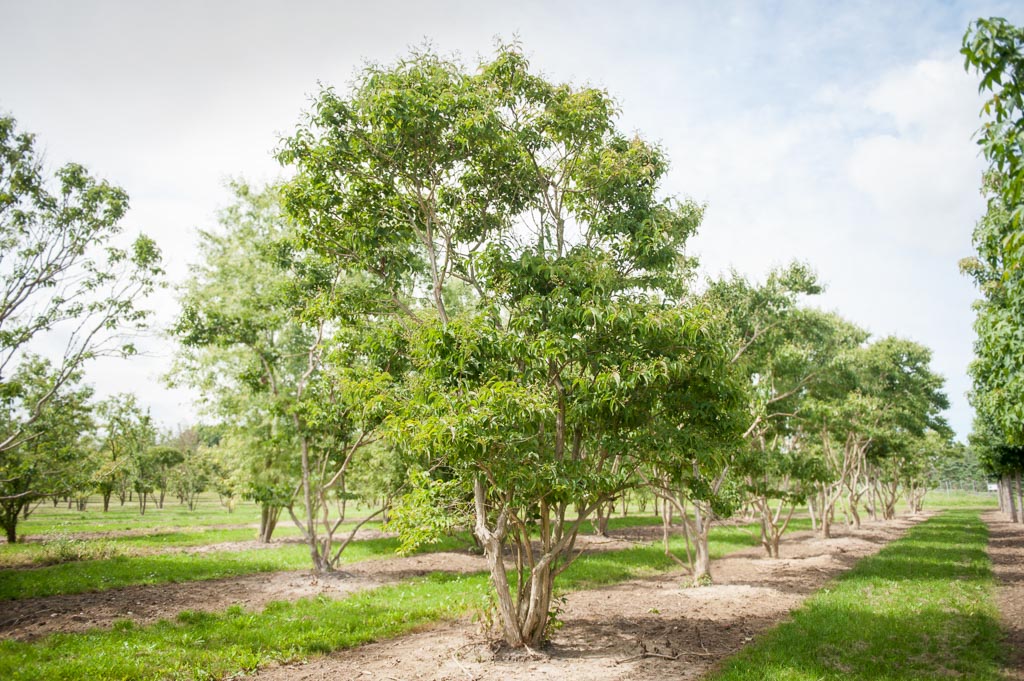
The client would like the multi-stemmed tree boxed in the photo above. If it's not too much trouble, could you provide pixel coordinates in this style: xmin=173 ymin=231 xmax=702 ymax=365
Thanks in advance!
xmin=280 ymin=44 xmax=746 ymax=646
xmin=174 ymin=182 xmax=396 ymax=563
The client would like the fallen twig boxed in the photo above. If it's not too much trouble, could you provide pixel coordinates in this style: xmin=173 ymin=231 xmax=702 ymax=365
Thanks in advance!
xmin=695 ymin=624 xmax=707 ymax=653
xmin=614 ymin=652 xmax=680 ymax=664
xmin=451 ymin=653 xmax=479 ymax=681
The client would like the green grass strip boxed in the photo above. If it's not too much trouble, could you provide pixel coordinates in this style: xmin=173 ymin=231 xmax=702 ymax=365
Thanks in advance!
xmin=0 ymin=515 xmax=785 ymax=601
xmin=708 ymin=510 xmax=1005 ymax=681
xmin=0 ymin=572 xmax=490 ymax=681
xmin=0 ymin=522 xmax=770 ymax=680
xmin=0 ymin=535 xmax=467 ymax=601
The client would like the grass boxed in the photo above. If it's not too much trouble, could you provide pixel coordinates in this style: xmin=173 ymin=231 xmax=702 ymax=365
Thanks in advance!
xmin=917 ymin=489 xmax=999 ymax=510
xmin=0 ymin=524 xmax=392 ymax=569
xmin=15 ymin=497 xmax=263 ymax=536
xmin=707 ymin=510 xmax=1005 ymax=681
xmin=0 ymin=512 xmax=802 ymax=600
xmin=0 ymin=534 xmax=468 ymax=601
xmin=0 ymin=572 xmax=491 ymax=681
xmin=0 ymin=521 xmax=772 ymax=680
xmin=15 ymin=495 xmax=380 ymax=537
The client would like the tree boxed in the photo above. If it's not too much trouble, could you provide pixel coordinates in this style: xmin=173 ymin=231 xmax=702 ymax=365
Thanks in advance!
xmin=167 ymin=427 xmax=209 ymax=511
xmin=971 ymin=414 xmax=1024 ymax=522
xmin=174 ymin=182 xmax=394 ymax=559
xmin=961 ymin=18 xmax=1024 ymax=519
xmin=809 ymin=337 xmax=949 ymax=535
xmin=173 ymin=182 xmax=310 ymax=540
xmin=146 ymin=445 xmax=184 ymax=509
xmin=701 ymin=266 xmax=856 ymax=561
xmin=0 ymin=357 xmax=93 ymax=541
xmin=280 ymin=44 xmax=743 ymax=646
xmin=0 ymin=115 xmax=163 ymax=465
xmin=94 ymin=394 xmax=157 ymax=513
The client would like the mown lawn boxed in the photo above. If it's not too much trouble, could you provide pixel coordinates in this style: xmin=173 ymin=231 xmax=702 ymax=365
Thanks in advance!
xmin=0 ymin=533 xmax=471 ymax=601
xmin=0 ymin=521 xmax=772 ymax=679
xmin=707 ymin=510 xmax=1005 ymax=681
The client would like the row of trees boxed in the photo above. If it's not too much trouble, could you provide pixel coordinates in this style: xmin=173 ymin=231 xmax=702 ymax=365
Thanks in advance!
xmin=961 ymin=18 xmax=1024 ymax=522
xmin=167 ymin=44 xmax=964 ymax=648
xmin=0 ymin=382 xmax=234 ymax=542
xmin=3 ymin=29 xmax=1000 ymax=648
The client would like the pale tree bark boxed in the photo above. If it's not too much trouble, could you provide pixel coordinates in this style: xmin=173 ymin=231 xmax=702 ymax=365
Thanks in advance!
xmin=1008 ymin=475 xmax=1020 ymax=523
xmin=1011 ymin=473 xmax=1019 ymax=524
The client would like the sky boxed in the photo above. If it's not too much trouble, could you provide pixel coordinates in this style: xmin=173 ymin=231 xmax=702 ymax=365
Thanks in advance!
xmin=2 ymin=0 xmax=1022 ymax=439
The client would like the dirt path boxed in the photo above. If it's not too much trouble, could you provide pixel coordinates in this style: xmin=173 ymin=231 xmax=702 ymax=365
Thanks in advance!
xmin=0 ymin=550 xmax=487 ymax=640
xmin=0 ymin=530 xmax=653 ymax=641
xmin=984 ymin=510 xmax=1024 ymax=681
xmin=251 ymin=515 xmax=924 ymax=681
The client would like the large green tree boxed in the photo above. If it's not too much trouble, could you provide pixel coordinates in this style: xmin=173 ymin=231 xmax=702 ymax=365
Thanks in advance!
xmin=713 ymin=265 xmax=860 ymax=558
xmin=0 ymin=115 xmax=162 ymax=461
xmin=961 ymin=17 xmax=1024 ymax=516
xmin=280 ymin=44 xmax=744 ymax=647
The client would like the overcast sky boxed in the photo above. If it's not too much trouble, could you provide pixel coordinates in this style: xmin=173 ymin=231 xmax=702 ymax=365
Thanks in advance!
xmin=3 ymin=0 xmax=1021 ymax=439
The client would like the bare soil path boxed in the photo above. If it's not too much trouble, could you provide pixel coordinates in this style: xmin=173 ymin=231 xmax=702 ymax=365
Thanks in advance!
xmin=251 ymin=515 xmax=924 ymax=681
xmin=984 ymin=510 xmax=1024 ymax=681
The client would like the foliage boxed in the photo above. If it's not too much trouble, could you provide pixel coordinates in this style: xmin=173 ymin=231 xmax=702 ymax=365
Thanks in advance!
xmin=0 ymin=358 xmax=93 ymax=541
xmin=385 ymin=469 xmax=472 ymax=554
xmin=0 ymin=115 xmax=162 ymax=460
xmin=962 ymin=19 xmax=1024 ymax=464
xmin=93 ymin=394 xmax=157 ymax=513
xmin=281 ymin=41 xmax=747 ymax=646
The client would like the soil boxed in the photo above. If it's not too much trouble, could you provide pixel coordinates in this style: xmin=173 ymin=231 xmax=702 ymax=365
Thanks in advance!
xmin=250 ymin=515 xmax=925 ymax=681
xmin=983 ymin=510 xmax=1024 ymax=681
xmin=3 ymin=509 xmax=1017 ymax=680
xmin=0 ymin=529 xmax=645 ymax=640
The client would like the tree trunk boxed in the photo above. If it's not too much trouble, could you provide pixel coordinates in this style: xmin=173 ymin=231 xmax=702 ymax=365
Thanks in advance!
xmin=1011 ymin=473 xmax=1019 ymax=524
xmin=258 ymin=504 xmax=280 ymax=543
xmin=483 ymin=533 xmax=524 ymax=647
xmin=297 ymin=433 xmax=328 ymax=572
xmin=690 ymin=502 xmax=713 ymax=584
xmin=849 ymin=494 xmax=861 ymax=529
xmin=1008 ymin=476 xmax=1020 ymax=523
xmin=820 ymin=493 xmax=832 ymax=539
xmin=593 ymin=503 xmax=610 ymax=536
xmin=1 ymin=508 xmax=18 ymax=544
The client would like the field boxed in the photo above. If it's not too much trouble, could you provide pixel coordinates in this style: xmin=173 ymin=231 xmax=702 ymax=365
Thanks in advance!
xmin=0 ymin=491 xmax=1020 ymax=680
